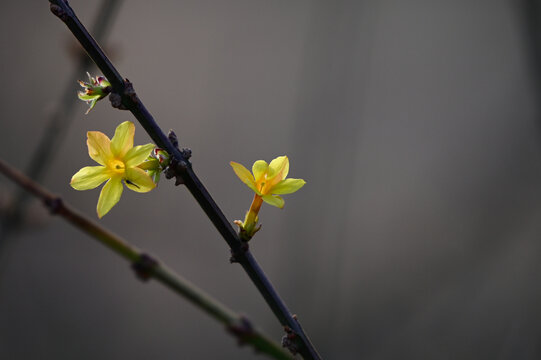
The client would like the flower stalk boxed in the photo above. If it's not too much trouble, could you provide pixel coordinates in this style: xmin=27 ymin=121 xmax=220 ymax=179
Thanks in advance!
xmin=246 ymin=193 xmax=263 ymax=229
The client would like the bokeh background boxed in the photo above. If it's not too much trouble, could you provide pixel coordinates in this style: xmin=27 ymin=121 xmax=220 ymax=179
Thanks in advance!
xmin=1 ymin=0 xmax=541 ymax=359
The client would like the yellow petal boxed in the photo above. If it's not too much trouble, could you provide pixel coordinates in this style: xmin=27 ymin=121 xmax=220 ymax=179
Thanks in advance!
xmin=267 ymin=156 xmax=289 ymax=181
xmin=70 ymin=166 xmax=109 ymax=190
xmin=269 ymin=178 xmax=306 ymax=195
xmin=261 ymin=194 xmax=284 ymax=209
xmin=125 ymin=167 xmax=156 ymax=193
xmin=110 ymin=121 xmax=135 ymax=158
xmin=124 ymin=144 xmax=156 ymax=167
xmin=97 ymin=177 xmax=123 ymax=218
xmin=87 ymin=131 xmax=112 ymax=166
xmin=230 ymin=161 xmax=259 ymax=194
xmin=252 ymin=160 xmax=268 ymax=182
xmin=266 ymin=156 xmax=289 ymax=190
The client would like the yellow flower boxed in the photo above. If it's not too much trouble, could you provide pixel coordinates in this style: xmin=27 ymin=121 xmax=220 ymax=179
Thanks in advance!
xmin=70 ymin=121 xmax=156 ymax=218
xmin=230 ymin=156 xmax=305 ymax=240
xmin=230 ymin=156 xmax=305 ymax=208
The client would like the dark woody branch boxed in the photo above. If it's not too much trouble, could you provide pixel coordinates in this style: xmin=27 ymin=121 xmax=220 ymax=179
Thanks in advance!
xmin=48 ymin=1 xmax=321 ymax=358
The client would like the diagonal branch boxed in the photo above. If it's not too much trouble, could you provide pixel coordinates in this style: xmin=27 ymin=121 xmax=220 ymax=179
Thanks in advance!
xmin=48 ymin=1 xmax=321 ymax=358
xmin=0 ymin=157 xmax=293 ymax=360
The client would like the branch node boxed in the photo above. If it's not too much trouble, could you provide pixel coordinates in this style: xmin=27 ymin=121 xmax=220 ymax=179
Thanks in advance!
xmin=181 ymin=148 xmax=192 ymax=160
xmin=281 ymin=326 xmax=299 ymax=355
xmin=50 ymin=4 xmax=68 ymax=22
xmin=131 ymin=253 xmax=158 ymax=282
xmin=164 ymin=158 xmax=188 ymax=186
xmin=229 ymin=242 xmax=249 ymax=263
xmin=123 ymin=79 xmax=139 ymax=104
xmin=227 ymin=315 xmax=255 ymax=346
xmin=109 ymin=79 xmax=139 ymax=110
xmin=109 ymin=92 xmax=126 ymax=110
xmin=168 ymin=130 xmax=179 ymax=148
xmin=168 ymin=130 xmax=192 ymax=161
xmin=43 ymin=197 xmax=63 ymax=215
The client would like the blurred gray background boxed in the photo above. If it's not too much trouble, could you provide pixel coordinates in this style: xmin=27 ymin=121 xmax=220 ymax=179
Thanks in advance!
xmin=1 ymin=0 xmax=541 ymax=359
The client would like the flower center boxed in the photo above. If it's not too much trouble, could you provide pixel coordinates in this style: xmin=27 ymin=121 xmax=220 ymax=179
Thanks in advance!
xmin=108 ymin=159 xmax=126 ymax=175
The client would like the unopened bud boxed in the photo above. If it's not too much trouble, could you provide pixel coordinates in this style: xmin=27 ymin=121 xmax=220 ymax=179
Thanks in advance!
xmin=77 ymin=72 xmax=112 ymax=114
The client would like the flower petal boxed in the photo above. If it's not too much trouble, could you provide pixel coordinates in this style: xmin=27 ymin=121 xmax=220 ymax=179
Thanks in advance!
xmin=252 ymin=160 xmax=268 ymax=182
xmin=110 ymin=121 xmax=135 ymax=158
xmin=125 ymin=167 xmax=156 ymax=193
xmin=148 ymin=169 xmax=161 ymax=184
xmin=97 ymin=177 xmax=123 ymax=218
xmin=137 ymin=158 xmax=160 ymax=171
xmin=87 ymin=131 xmax=112 ymax=166
xmin=261 ymin=194 xmax=284 ymax=209
xmin=78 ymin=93 xmax=100 ymax=101
xmin=85 ymin=99 xmax=98 ymax=114
xmin=269 ymin=178 xmax=306 ymax=195
xmin=230 ymin=161 xmax=259 ymax=194
xmin=124 ymin=144 xmax=156 ymax=167
xmin=87 ymin=72 xmax=95 ymax=84
xmin=267 ymin=156 xmax=289 ymax=181
xmin=70 ymin=166 xmax=109 ymax=190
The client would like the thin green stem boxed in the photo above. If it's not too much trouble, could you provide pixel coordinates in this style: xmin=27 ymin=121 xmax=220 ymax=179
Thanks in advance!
xmin=48 ymin=1 xmax=322 ymax=359
xmin=0 ymin=157 xmax=292 ymax=360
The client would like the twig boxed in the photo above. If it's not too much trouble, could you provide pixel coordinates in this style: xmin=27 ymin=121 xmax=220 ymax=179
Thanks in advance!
xmin=1 ymin=0 xmax=123 ymax=236
xmin=48 ymin=1 xmax=321 ymax=358
xmin=0 ymin=157 xmax=293 ymax=360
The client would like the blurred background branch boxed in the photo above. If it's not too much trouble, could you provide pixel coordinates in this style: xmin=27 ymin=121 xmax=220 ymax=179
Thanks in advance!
xmin=0 ymin=157 xmax=293 ymax=360
xmin=1 ymin=0 xmax=123 ymax=242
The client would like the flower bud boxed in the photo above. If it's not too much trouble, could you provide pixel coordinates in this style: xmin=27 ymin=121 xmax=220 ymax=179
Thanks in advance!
xmin=77 ymin=72 xmax=112 ymax=114
xmin=154 ymin=148 xmax=170 ymax=168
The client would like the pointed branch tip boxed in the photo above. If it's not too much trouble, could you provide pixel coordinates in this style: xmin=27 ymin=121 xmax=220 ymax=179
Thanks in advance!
xmin=229 ymin=242 xmax=249 ymax=263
